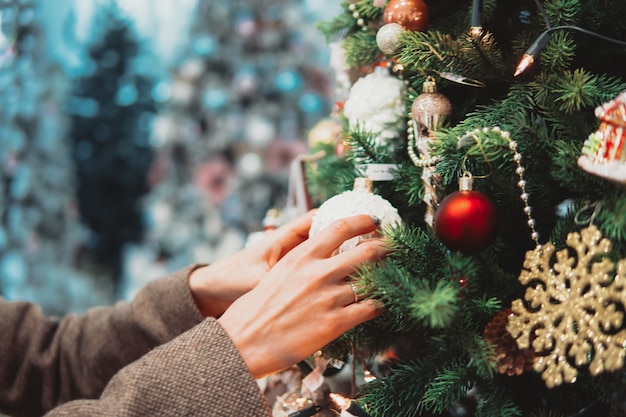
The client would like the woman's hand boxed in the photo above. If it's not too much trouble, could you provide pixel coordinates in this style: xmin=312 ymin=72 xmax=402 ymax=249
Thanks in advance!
xmin=217 ymin=214 xmax=388 ymax=379
xmin=189 ymin=211 xmax=316 ymax=318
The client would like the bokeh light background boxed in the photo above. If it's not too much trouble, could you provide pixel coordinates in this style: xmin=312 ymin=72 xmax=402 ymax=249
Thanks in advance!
xmin=0 ymin=0 xmax=340 ymax=314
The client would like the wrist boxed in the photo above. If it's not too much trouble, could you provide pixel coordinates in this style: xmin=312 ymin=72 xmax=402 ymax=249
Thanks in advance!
xmin=188 ymin=265 xmax=231 ymax=318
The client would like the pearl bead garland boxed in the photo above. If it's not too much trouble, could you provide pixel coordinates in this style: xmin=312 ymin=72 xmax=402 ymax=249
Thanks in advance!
xmin=407 ymin=118 xmax=439 ymax=167
xmin=348 ymin=3 xmax=369 ymax=31
xmin=462 ymin=126 xmax=541 ymax=248
xmin=406 ymin=105 xmax=438 ymax=229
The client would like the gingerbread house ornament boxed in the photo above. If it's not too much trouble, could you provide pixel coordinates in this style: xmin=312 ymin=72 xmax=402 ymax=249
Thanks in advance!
xmin=578 ymin=90 xmax=626 ymax=184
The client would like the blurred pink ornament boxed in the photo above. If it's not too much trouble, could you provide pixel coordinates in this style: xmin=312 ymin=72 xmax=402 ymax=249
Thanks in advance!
xmin=147 ymin=152 xmax=169 ymax=187
xmin=236 ymin=13 xmax=257 ymax=37
xmin=193 ymin=157 xmax=235 ymax=206
xmin=264 ymin=139 xmax=308 ymax=173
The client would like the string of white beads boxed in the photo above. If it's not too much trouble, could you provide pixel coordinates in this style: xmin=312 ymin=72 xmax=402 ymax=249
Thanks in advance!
xmin=348 ymin=3 xmax=369 ymax=31
xmin=466 ymin=126 xmax=541 ymax=248
xmin=406 ymin=117 xmax=439 ymax=167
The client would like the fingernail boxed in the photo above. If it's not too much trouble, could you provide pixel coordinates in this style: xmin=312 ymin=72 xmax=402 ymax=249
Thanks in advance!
xmin=370 ymin=215 xmax=380 ymax=226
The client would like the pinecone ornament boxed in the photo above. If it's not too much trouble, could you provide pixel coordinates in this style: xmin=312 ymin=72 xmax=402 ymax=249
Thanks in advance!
xmin=483 ymin=308 xmax=535 ymax=376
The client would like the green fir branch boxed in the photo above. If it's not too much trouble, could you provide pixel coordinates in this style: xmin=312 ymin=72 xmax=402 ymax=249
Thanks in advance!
xmin=554 ymin=69 xmax=608 ymax=113
xmin=424 ymin=0 xmax=496 ymax=39
xmin=349 ymin=0 xmax=385 ymax=21
xmin=533 ymin=70 xmax=626 ymax=119
xmin=433 ymin=122 xmax=529 ymax=188
xmin=474 ymin=379 xmax=522 ymax=417
xmin=361 ymin=260 xmax=430 ymax=332
xmin=595 ymin=191 xmax=626 ymax=246
xmin=411 ymin=279 xmax=459 ymax=328
xmin=390 ymin=162 xmax=427 ymax=207
xmin=315 ymin=16 xmax=354 ymax=43
xmin=397 ymin=30 xmax=461 ymax=73
xmin=343 ymin=30 xmax=383 ymax=68
xmin=527 ymin=409 xmax=566 ymax=417
xmin=581 ymin=1 xmax=626 ymax=33
xmin=359 ymin=357 xmax=452 ymax=417
xmin=465 ymin=332 xmax=498 ymax=379
xmin=478 ymin=251 xmax=524 ymax=301
xmin=344 ymin=123 xmax=394 ymax=163
xmin=439 ymin=251 xmax=482 ymax=290
xmin=397 ymin=27 xmax=505 ymax=82
xmin=387 ymin=224 xmax=446 ymax=275
xmin=549 ymin=204 xmax=580 ymax=250
xmin=421 ymin=365 xmax=473 ymax=414
xmin=544 ymin=0 xmax=583 ymax=26
xmin=317 ymin=0 xmax=385 ymax=32
xmin=305 ymin=143 xmax=355 ymax=204
xmin=475 ymin=85 xmax=536 ymax=130
xmin=470 ymin=296 xmax=503 ymax=316
xmin=462 ymin=30 xmax=507 ymax=80
xmin=549 ymin=139 xmax=609 ymax=198
xmin=328 ymin=312 xmax=409 ymax=357
xmin=315 ymin=1 xmax=360 ymax=42
xmin=539 ymin=29 xmax=575 ymax=74
xmin=480 ymin=0 xmax=499 ymax=21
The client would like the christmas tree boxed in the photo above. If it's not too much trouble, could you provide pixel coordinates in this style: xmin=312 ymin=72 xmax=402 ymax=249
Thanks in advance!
xmin=300 ymin=0 xmax=626 ymax=416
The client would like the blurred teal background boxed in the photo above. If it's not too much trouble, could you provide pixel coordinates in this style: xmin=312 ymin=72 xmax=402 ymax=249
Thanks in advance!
xmin=0 ymin=0 xmax=340 ymax=314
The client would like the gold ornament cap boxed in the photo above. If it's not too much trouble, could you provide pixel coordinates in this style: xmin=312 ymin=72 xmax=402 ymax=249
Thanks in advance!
xmin=458 ymin=173 xmax=474 ymax=191
xmin=354 ymin=177 xmax=374 ymax=192
xmin=422 ymin=76 xmax=437 ymax=93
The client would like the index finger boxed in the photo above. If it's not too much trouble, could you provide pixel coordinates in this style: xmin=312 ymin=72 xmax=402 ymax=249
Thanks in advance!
xmin=261 ymin=210 xmax=317 ymax=258
xmin=307 ymin=214 xmax=379 ymax=258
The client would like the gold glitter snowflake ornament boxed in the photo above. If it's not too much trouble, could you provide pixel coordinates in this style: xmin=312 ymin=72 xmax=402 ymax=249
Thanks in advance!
xmin=507 ymin=225 xmax=626 ymax=388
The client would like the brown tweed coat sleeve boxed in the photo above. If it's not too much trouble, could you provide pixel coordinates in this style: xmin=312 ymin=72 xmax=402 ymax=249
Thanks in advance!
xmin=0 ymin=265 xmax=272 ymax=417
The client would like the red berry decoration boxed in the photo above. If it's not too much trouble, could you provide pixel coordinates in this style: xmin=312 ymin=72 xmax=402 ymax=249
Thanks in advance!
xmin=334 ymin=136 xmax=351 ymax=157
xmin=459 ymin=276 xmax=468 ymax=287
xmin=434 ymin=174 xmax=497 ymax=254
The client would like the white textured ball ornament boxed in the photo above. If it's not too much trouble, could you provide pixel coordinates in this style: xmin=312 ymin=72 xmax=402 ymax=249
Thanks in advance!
xmin=376 ymin=23 xmax=406 ymax=55
xmin=343 ymin=66 xmax=407 ymax=147
xmin=309 ymin=178 xmax=402 ymax=252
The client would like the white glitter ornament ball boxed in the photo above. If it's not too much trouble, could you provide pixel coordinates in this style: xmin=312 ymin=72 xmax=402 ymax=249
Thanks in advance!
xmin=343 ymin=66 xmax=407 ymax=146
xmin=376 ymin=23 xmax=406 ymax=55
xmin=309 ymin=178 xmax=402 ymax=252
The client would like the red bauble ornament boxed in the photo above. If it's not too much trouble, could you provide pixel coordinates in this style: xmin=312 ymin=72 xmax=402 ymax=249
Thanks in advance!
xmin=384 ymin=0 xmax=429 ymax=32
xmin=434 ymin=175 xmax=497 ymax=254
